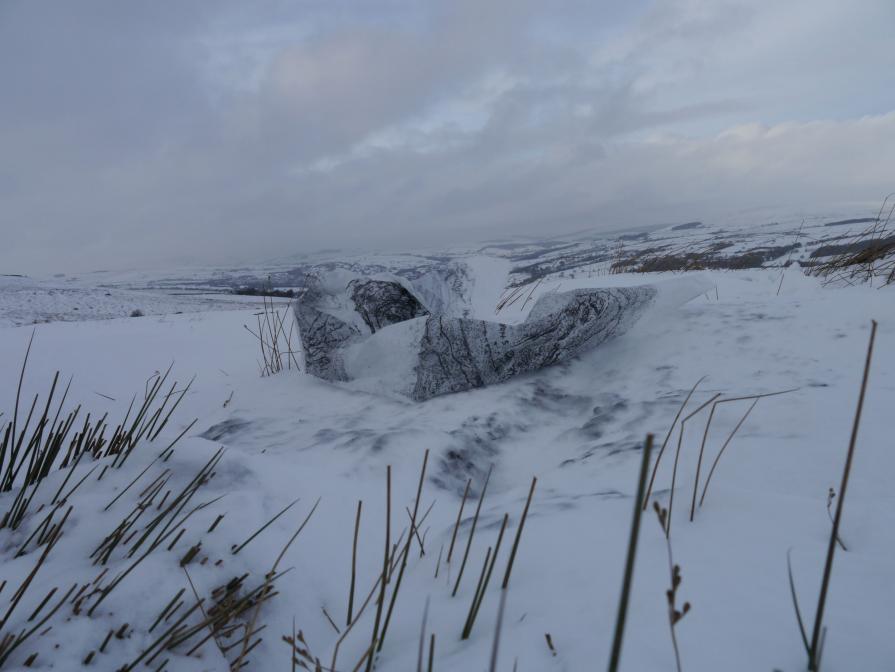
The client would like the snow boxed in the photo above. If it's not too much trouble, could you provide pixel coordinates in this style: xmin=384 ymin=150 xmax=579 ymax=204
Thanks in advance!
xmin=344 ymin=317 xmax=428 ymax=397
xmin=0 ymin=257 xmax=892 ymax=671
xmin=462 ymin=255 xmax=513 ymax=320
xmin=0 ymin=274 xmax=265 ymax=328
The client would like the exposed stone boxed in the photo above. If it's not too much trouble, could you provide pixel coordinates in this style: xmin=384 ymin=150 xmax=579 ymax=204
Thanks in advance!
xmin=348 ymin=278 xmax=428 ymax=333
xmin=294 ymin=270 xmax=655 ymax=400
xmin=411 ymin=287 xmax=654 ymax=400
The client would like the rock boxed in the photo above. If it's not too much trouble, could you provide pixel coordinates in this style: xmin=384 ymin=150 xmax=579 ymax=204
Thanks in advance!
xmin=348 ymin=279 xmax=428 ymax=333
xmin=411 ymin=287 xmax=654 ymax=400
xmin=293 ymin=277 xmax=362 ymax=382
xmin=294 ymin=270 xmax=656 ymax=400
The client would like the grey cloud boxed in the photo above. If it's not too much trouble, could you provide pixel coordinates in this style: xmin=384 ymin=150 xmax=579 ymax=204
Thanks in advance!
xmin=1 ymin=0 xmax=893 ymax=273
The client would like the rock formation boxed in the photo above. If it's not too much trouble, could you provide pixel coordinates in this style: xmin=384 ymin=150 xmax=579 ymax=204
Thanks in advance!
xmin=295 ymin=270 xmax=655 ymax=400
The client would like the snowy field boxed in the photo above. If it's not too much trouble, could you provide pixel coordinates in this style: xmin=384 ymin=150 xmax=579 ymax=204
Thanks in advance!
xmin=0 ymin=256 xmax=892 ymax=671
xmin=0 ymin=275 xmax=266 ymax=328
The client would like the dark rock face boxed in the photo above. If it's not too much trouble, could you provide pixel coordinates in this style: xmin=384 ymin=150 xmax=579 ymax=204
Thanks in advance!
xmin=348 ymin=279 xmax=428 ymax=333
xmin=294 ymin=272 xmax=655 ymax=401
xmin=293 ymin=280 xmax=362 ymax=382
xmin=411 ymin=287 xmax=654 ymax=400
xmin=295 ymin=307 xmax=359 ymax=382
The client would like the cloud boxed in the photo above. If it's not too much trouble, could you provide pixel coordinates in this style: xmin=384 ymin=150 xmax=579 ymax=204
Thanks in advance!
xmin=0 ymin=0 xmax=893 ymax=273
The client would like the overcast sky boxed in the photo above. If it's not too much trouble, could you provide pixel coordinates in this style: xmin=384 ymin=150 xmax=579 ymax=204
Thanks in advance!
xmin=2 ymin=0 xmax=894 ymax=274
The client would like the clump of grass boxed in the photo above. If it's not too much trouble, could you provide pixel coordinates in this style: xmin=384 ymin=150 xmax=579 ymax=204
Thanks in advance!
xmin=495 ymin=285 xmax=529 ymax=314
xmin=0 ymin=509 xmax=73 ymax=665
xmin=1 ymin=334 xmax=195 ymax=533
xmin=244 ymin=277 xmax=301 ymax=376
xmin=611 ymin=242 xmax=799 ymax=274
xmin=810 ymin=194 xmax=895 ymax=286
xmin=0 ymin=335 xmax=336 ymax=671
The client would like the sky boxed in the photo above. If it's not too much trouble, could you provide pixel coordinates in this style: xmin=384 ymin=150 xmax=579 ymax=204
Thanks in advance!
xmin=2 ymin=0 xmax=894 ymax=274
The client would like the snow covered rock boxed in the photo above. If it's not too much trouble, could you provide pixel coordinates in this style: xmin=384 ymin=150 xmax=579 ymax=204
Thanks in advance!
xmin=294 ymin=301 xmax=360 ymax=382
xmin=295 ymin=269 xmax=659 ymax=400
xmin=347 ymin=278 xmax=428 ymax=332
xmin=412 ymin=287 xmax=655 ymax=399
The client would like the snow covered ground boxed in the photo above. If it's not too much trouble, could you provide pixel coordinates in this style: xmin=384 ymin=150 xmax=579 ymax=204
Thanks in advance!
xmin=0 ymin=274 xmax=265 ymax=328
xmin=0 ymin=256 xmax=892 ymax=671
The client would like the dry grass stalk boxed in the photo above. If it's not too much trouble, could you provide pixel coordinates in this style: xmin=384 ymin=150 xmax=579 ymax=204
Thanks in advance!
xmin=644 ymin=377 xmax=706 ymax=510
xmin=501 ymin=477 xmax=536 ymax=591
xmin=452 ymin=465 xmax=492 ymax=597
xmin=653 ymin=502 xmax=690 ymax=672
xmin=378 ymin=450 xmax=429 ymax=651
xmin=495 ymin=285 xmax=528 ymax=314
xmin=808 ymin=320 xmax=877 ymax=670
xmin=434 ymin=545 xmax=443 ymax=579
xmin=428 ymin=633 xmax=435 ymax=672
xmin=607 ymin=434 xmax=654 ymax=672
xmin=231 ymin=497 xmax=301 ymax=555
xmin=462 ymin=513 xmax=509 ymax=639
xmin=364 ymin=465 xmax=391 ymax=672
xmin=488 ymin=588 xmax=508 ymax=672
xmin=0 ymin=582 xmax=79 ymax=666
xmin=690 ymin=387 xmax=798 ymax=519
xmin=446 ymin=478 xmax=471 ymax=563
xmin=348 ymin=500 xmax=362 ymax=626
xmin=786 ymin=549 xmax=810 ymax=656
xmin=417 ymin=597 xmax=430 ymax=672
xmin=776 ymin=219 xmax=805 ymax=296
xmin=461 ymin=547 xmax=492 ymax=640
xmin=329 ymin=564 xmax=385 ymax=672
xmin=244 ymin=278 xmax=301 ymax=376
xmin=825 ymin=488 xmax=847 ymax=551
xmin=666 ymin=393 xmax=720 ymax=538
xmin=232 ymin=498 xmax=320 ymax=669
xmin=697 ymin=398 xmax=758 ymax=508
xmin=283 ymin=625 xmax=323 ymax=671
